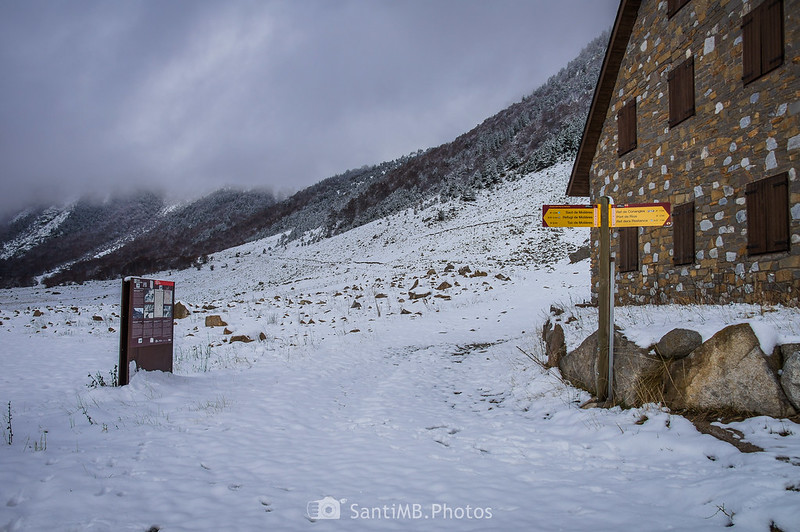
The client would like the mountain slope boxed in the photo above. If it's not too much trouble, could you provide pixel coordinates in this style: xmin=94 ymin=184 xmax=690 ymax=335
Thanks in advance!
xmin=0 ymin=31 xmax=607 ymax=288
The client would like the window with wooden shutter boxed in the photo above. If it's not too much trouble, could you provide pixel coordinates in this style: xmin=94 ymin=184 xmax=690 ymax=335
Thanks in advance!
xmin=618 ymin=227 xmax=639 ymax=273
xmin=617 ymin=99 xmax=637 ymax=156
xmin=742 ymin=0 xmax=784 ymax=85
xmin=673 ymin=202 xmax=695 ymax=265
xmin=668 ymin=0 xmax=690 ymax=17
xmin=746 ymin=173 xmax=789 ymax=255
xmin=668 ymin=57 xmax=695 ymax=128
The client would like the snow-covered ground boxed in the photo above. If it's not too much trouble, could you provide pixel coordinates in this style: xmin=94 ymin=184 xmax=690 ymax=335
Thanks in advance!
xmin=2 ymin=162 xmax=799 ymax=531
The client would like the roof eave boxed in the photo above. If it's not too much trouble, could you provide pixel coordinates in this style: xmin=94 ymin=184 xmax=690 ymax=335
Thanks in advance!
xmin=567 ymin=0 xmax=642 ymax=197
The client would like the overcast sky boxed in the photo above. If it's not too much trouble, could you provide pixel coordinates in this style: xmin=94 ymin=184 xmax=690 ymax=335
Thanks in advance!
xmin=0 ymin=0 xmax=618 ymax=216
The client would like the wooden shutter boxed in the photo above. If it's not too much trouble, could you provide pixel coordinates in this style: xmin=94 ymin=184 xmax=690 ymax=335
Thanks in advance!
xmin=761 ymin=0 xmax=784 ymax=75
xmin=743 ymin=0 xmax=784 ymax=84
xmin=747 ymin=173 xmax=789 ymax=255
xmin=673 ymin=202 xmax=695 ymax=265
xmin=766 ymin=173 xmax=789 ymax=253
xmin=618 ymin=227 xmax=639 ymax=273
xmin=669 ymin=57 xmax=695 ymax=127
xmin=741 ymin=9 xmax=761 ymax=84
xmin=668 ymin=0 xmax=690 ymax=17
xmin=617 ymin=98 xmax=637 ymax=156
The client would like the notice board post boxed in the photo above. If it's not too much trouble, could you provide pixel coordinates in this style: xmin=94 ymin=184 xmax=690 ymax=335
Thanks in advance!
xmin=119 ymin=277 xmax=175 ymax=385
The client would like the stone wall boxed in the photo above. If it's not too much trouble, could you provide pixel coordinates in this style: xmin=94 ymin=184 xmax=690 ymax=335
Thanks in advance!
xmin=588 ymin=0 xmax=800 ymax=305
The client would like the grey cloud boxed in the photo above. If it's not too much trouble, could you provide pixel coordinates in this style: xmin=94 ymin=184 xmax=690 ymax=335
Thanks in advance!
xmin=0 ymin=0 xmax=618 ymax=216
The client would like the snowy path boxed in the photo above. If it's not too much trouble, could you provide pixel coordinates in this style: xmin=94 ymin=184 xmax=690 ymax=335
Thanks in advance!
xmin=2 ymin=266 xmax=800 ymax=531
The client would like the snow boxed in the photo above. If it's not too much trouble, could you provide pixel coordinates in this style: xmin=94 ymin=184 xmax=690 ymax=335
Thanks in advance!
xmin=2 ymin=162 xmax=800 ymax=531
xmin=0 ymin=205 xmax=72 ymax=261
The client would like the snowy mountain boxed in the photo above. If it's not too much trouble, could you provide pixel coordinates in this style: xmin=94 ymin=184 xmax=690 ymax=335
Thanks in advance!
xmin=1 ymin=160 xmax=799 ymax=531
xmin=0 ymin=32 xmax=607 ymax=289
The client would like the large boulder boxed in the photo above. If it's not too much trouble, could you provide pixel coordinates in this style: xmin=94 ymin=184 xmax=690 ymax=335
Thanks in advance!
xmin=655 ymin=328 xmax=702 ymax=360
xmin=611 ymin=333 xmax=665 ymax=407
xmin=781 ymin=348 xmax=800 ymax=411
xmin=205 ymin=315 xmax=228 ymax=327
xmin=558 ymin=330 xmax=662 ymax=406
xmin=558 ymin=331 xmax=598 ymax=395
xmin=665 ymin=324 xmax=796 ymax=418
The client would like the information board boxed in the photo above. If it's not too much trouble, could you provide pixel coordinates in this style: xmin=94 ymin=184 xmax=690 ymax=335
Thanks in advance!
xmin=119 ymin=277 xmax=175 ymax=385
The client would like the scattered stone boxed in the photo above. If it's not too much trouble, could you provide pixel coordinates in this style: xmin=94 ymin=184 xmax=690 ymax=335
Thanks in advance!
xmin=92 ymin=315 xmax=103 ymax=322
xmin=299 ymin=300 xmax=313 ymax=305
xmin=205 ymin=315 xmax=228 ymax=327
xmin=655 ymin=328 xmax=702 ymax=360
xmin=202 ymin=304 xmax=218 ymax=310
xmin=426 ymin=269 xmax=437 ymax=276
xmin=549 ymin=305 xmax=564 ymax=316
xmin=33 ymin=310 xmax=44 ymax=317
xmin=444 ymin=263 xmax=455 ymax=272
xmin=568 ymin=245 xmax=591 ymax=264
xmin=545 ymin=323 xmax=566 ymax=368
xmin=435 ymin=281 xmax=452 ymax=291
xmin=434 ymin=294 xmax=451 ymax=300
xmin=259 ymin=332 xmax=267 ymax=341
xmin=401 ymin=309 xmax=412 ymax=315
xmin=223 ymin=328 xmax=233 ymax=335
xmin=351 ymin=300 xmax=362 ymax=309
xmin=665 ymin=324 xmax=796 ymax=418
xmin=349 ymin=329 xmax=361 ymax=333
xmin=458 ymin=266 xmax=472 ymax=276
xmin=470 ymin=270 xmax=488 ymax=278
xmin=495 ymin=274 xmax=510 ymax=281
xmin=230 ymin=335 xmax=254 ymax=343
xmin=375 ymin=293 xmax=388 ymax=299
xmin=108 ymin=327 xmax=115 ymax=333
xmin=173 ymin=302 xmax=191 ymax=319
xmin=408 ymin=291 xmax=431 ymax=300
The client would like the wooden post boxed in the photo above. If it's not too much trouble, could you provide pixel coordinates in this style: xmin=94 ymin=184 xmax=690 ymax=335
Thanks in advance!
xmin=596 ymin=197 xmax=610 ymax=401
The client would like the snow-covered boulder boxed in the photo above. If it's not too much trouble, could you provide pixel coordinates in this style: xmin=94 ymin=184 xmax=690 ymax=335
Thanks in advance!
xmin=665 ymin=324 xmax=796 ymax=418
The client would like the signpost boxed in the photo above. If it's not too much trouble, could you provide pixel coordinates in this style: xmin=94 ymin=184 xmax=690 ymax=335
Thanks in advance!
xmin=542 ymin=200 xmax=671 ymax=402
xmin=119 ymin=277 xmax=175 ymax=385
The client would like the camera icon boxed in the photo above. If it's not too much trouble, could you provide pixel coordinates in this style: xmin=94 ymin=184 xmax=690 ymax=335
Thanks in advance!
xmin=307 ymin=496 xmax=343 ymax=520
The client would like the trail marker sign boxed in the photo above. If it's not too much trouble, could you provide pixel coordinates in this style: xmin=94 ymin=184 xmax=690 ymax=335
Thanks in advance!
xmin=119 ymin=277 xmax=175 ymax=385
xmin=542 ymin=199 xmax=671 ymax=402
xmin=542 ymin=202 xmax=671 ymax=228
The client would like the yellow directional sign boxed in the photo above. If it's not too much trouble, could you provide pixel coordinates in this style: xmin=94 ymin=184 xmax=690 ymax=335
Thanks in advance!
xmin=612 ymin=203 xmax=671 ymax=227
xmin=543 ymin=202 xmax=671 ymax=228
xmin=542 ymin=205 xmax=597 ymax=227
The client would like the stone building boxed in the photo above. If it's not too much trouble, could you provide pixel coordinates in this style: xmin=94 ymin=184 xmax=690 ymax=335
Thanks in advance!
xmin=567 ymin=0 xmax=800 ymax=305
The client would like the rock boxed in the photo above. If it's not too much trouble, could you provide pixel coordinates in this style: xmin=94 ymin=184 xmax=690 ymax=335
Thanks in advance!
xmin=92 ymin=315 xmax=103 ymax=321
xmin=33 ymin=309 xmax=44 ymax=317
xmin=495 ymin=274 xmax=510 ymax=281
xmin=173 ymin=302 xmax=191 ymax=319
xmin=351 ymin=300 xmax=362 ymax=309
xmin=665 ymin=324 xmax=796 ymax=418
xmin=435 ymin=281 xmax=452 ymax=290
xmin=400 ymin=309 xmax=411 ymax=315
xmin=408 ymin=291 xmax=431 ymax=300
xmin=444 ymin=263 xmax=455 ymax=272
xmin=223 ymin=328 xmax=233 ymax=335
xmin=375 ymin=293 xmax=388 ymax=299
xmin=259 ymin=332 xmax=267 ymax=341
xmin=549 ymin=305 xmax=564 ymax=316
xmin=470 ymin=270 xmax=488 ymax=278
xmin=655 ymin=328 xmax=702 ymax=359
xmin=458 ymin=266 xmax=472 ymax=276
xmin=781 ymin=350 xmax=800 ymax=411
xmin=205 ymin=315 xmax=228 ymax=327
xmin=559 ymin=330 xmax=666 ymax=406
xmin=230 ymin=335 xmax=254 ymax=343
xmin=545 ymin=323 xmax=566 ymax=369
xmin=568 ymin=245 xmax=591 ymax=264
xmin=558 ymin=332 xmax=598 ymax=395
xmin=426 ymin=268 xmax=437 ymax=276
xmin=611 ymin=333 xmax=665 ymax=407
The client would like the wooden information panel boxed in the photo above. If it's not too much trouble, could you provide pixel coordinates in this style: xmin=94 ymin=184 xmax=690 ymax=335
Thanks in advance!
xmin=119 ymin=277 xmax=175 ymax=385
